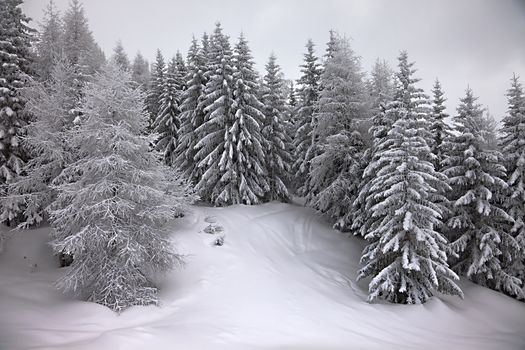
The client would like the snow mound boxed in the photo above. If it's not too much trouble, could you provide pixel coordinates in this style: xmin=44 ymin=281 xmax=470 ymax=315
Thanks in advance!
xmin=1 ymin=203 xmax=524 ymax=350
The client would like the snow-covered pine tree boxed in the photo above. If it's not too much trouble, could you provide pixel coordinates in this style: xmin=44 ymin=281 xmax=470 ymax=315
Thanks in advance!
xmin=146 ymin=49 xmax=166 ymax=130
xmin=35 ymin=0 xmax=63 ymax=80
xmin=293 ymin=39 xmax=322 ymax=196
xmin=357 ymin=51 xmax=463 ymax=304
xmin=62 ymin=0 xmax=105 ymax=76
xmin=112 ymin=40 xmax=130 ymax=71
xmin=500 ymin=74 xmax=525 ymax=282
xmin=324 ymin=29 xmax=338 ymax=62
xmin=0 ymin=0 xmax=34 ymax=226
xmin=306 ymin=37 xmax=367 ymax=228
xmin=194 ymin=23 xmax=236 ymax=203
xmin=429 ymin=79 xmax=451 ymax=171
xmin=261 ymin=54 xmax=292 ymax=202
xmin=367 ymin=59 xmax=394 ymax=119
xmin=443 ymin=87 xmax=523 ymax=299
xmin=175 ymin=35 xmax=208 ymax=183
xmin=153 ymin=56 xmax=182 ymax=166
xmin=212 ymin=32 xmax=268 ymax=205
xmin=131 ymin=51 xmax=150 ymax=89
xmin=49 ymin=62 xmax=195 ymax=312
xmin=174 ymin=51 xmax=188 ymax=91
xmin=1 ymin=59 xmax=79 ymax=228
xmin=351 ymin=59 xmax=394 ymax=237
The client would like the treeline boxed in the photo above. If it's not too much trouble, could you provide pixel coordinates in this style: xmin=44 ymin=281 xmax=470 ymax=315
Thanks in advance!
xmin=0 ymin=0 xmax=524 ymax=310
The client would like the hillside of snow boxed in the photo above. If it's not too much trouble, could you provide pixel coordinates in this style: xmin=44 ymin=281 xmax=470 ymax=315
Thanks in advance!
xmin=1 ymin=202 xmax=524 ymax=350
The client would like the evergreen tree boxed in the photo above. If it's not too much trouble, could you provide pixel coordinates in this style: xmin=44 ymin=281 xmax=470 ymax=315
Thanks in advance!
xmin=0 ymin=0 xmax=34 ymax=225
xmin=1 ymin=59 xmax=79 ymax=228
xmin=112 ymin=40 xmax=130 ymax=71
xmin=368 ymin=59 xmax=394 ymax=118
xmin=261 ymin=54 xmax=292 ymax=202
xmin=62 ymin=0 xmax=105 ymax=76
xmin=352 ymin=59 xmax=397 ymax=237
xmin=293 ymin=39 xmax=322 ymax=195
xmin=306 ymin=37 xmax=367 ymax=228
xmin=443 ymin=87 xmax=523 ymax=299
xmin=324 ymin=29 xmax=338 ymax=61
xmin=174 ymin=51 xmax=188 ymax=91
xmin=500 ymin=74 xmax=525 ymax=282
xmin=153 ymin=57 xmax=182 ymax=166
xmin=429 ymin=79 xmax=451 ymax=170
xmin=357 ymin=51 xmax=463 ymax=304
xmin=208 ymin=32 xmax=269 ymax=205
xmin=146 ymin=49 xmax=166 ymax=129
xmin=175 ymin=36 xmax=208 ymax=183
xmin=194 ymin=23 xmax=236 ymax=203
xmin=49 ymin=62 xmax=194 ymax=312
xmin=131 ymin=51 xmax=150 ymax=89
xmin=35 ymin=0 xmax=63 ymax=80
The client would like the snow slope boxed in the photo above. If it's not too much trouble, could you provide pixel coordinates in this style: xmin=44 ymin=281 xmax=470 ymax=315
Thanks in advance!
xmin=1 ymin=202 xmax=524 ymax=350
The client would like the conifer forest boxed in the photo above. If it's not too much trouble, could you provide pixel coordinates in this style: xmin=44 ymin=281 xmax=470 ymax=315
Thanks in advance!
xmin=1 ymin=0 xmax=524 ymax=349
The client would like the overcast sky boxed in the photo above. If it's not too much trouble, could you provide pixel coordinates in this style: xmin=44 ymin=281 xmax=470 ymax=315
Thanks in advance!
xmin=22 ymin=0 xmax=525 ymax=121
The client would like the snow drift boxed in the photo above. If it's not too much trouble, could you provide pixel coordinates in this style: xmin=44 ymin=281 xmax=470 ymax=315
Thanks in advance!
xmin=1 ymin=202 xmax=524 ymax=350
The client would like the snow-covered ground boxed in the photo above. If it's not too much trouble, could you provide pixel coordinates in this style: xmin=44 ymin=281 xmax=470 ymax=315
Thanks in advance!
xmin=1 ymin=202 xmax=524 ymax=350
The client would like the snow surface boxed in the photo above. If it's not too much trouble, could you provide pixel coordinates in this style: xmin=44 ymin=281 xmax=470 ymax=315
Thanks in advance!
xmin=1 ymin=202 xmax=524 ymax=350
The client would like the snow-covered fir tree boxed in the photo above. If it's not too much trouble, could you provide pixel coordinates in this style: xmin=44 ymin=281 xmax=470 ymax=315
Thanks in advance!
xmin=131 ymin=51 xmax=150 ymax=89
xmin=261 ymin=54 xmax=292 ymax=202
xmin=153 ymin=56 xmax=182 ymax=166
xmin=206 ymin=32 xmax=268 ymax=205
xmin=146 ymin=49 xmax=166 ymax=129
xmin=174 ymin=51 xmax=188 ymax=91
xmin=62 ymin=0 xmax=105 ymax=76
xmin=49 ymin=62 xmax=195 ymax=312
xmin=357 ymin=51 xmax=463 ymax=304
xmin=175 ymin=35 xmax=208 ymax=183
xmin=443 ymin=87 xmax=523 ymax=299
xmin=193 ymin=23 xmax=236 ymax=203
xmin=500 ymin=74 xmax=525 ymax=282
xmin=324 ymin=29 xmax=338 ymax=62
xmin=429 ymin=79 xmax=451 ymax=170
xmin=1 ymin=59 xmax=79 ymax=228
xmin=35 ymin=0 xmax=63 ymax=80
xmin=0 ymin=0 xmax=34 ymax=225
xmin=351 ymin=60 xmax=395 ymax=237
xmin=112 ymin=40 xmax=130 ymax=71
xmin=306 ymin=37 xmax=367 ymax=228
xmin=367 ymin=59 xmax=394 ymax=119
xmin=293 ymin=39 xmax=322 ymax=195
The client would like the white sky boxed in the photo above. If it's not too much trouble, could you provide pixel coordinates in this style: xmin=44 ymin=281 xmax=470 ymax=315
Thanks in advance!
xmin=22 ymin=0 xmax=525 ymax=121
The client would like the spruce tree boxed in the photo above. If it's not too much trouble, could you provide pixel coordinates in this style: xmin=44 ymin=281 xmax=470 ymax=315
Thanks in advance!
xmin=112 ymin=40 xmax=130 ymax=71
xmin=176 ymin=36 xmax=208 ymax=183
xmin=306 ymin=37 xmax=367 ymax=227
xmin=146 ymin=49 xmax=166 ymax=129
xmin=443 ymin=87 xmax=523 ymax=299
xmin=429 ymin=79 xmax=451 ymax=170
xmin=49 ymin=62 xmax=194 ymax=312
xmin=174 ymin=51 xmax=188 ymax=91
xmin=351 ymin=60 xmax=394 ymax=237
xmin=357 ymin=51 xmax=463 ymax=304
xmin=500 ymin=74 xmax=525 ymax=282
xmin=35 ymin=0 xmax=63 ymax=80
xmin=293 ymin=39 xmax=321 ymax=196
xmin=1 ymin=59 xmax=79 ymax=228
xmin=261 ymin=54 xmax=292 ymax=202
xmin=62 ymin=0 xmax=105 ymax=75
xmin=194 ymin=23 xmax=235 ymax=203
xmin=210 ymin=32 xmax=268 ymax=205
xmin=0 ymin=0 xmax=34 ymax=225
xmin=131 ymin=51 xmax=150 ymax=89
xmin=153 ymin=57 xmax=182 ymax=166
